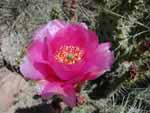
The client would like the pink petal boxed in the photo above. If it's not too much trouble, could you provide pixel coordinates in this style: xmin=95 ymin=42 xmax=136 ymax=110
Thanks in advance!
xmin=33 ymin=62 xmax=61 ymax=81
xmin=27 ymin=40 xmax=44 ymax=62
xmin=33 ymin=20 xmax=66 ymax=42
xmin=29 ymin=20 xmax=66 ymax=62
xmin=20 ymin=57 xmax=44 ymax=80
xmin=39 ymin=83 xmax=76 ymax=107
xmin=82 ymin=42 xmax=114 ymax=80
xmin=50 ymin=24 xmax=98 ymax=53
xmin=23 ymin=39 xmax=60 ymax=81
xmin=46 ymin=24 xmax=99 ymax=81
xmin=80 ymin=23 xmax=88 ymax=29
xmin=40 ymin=82 xmax=64 ymax=98
xmin=27 ymin=40 xmax=48 ymax=64
xmin=85 ymin=30 xmax=99 ymax=56
xmin=49 ymin=60 xmax=85 ymax=81
xmin=62 ymin=85 xmax=77 ymax=107
xmin=47 ymin=20 xmax=66 ymax=37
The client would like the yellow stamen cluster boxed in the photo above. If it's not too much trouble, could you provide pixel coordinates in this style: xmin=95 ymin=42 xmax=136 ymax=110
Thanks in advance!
xmin=55 ymin=45 xmax=84 ymax=64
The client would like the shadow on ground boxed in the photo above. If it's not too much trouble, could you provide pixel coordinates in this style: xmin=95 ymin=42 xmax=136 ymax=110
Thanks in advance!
xmin=15 ymin=103 xmax=61 ymax=113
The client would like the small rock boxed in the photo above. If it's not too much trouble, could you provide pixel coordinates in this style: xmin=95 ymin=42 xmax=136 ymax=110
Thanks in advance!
xmin=0 ymin=67 xmax=42 ymax=113
xmin=0 ymin=67 xmax=23 ymax=112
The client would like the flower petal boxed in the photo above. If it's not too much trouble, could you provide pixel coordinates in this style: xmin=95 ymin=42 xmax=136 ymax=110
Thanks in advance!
xmin=33 ymin=62 xmax=61 ymax=81
xmin=29 ymin=20 xmax=66 ymax=62
xmin=39 ymin=82 xmax=76 ymax=107
xmin=33 ymin=19 xmax=66 ymax=42
xmin=50 ymin=24 xmax=98 ymax=53
xmin=40 ymin=82 xmax=64 ymax=98
xmin=46 ymin=24 xmax=99 ymax=81
xmin=82 ymin=42 xmax=114 ymax=80
xmin=27 ymin=39 xmax=49 ymax=64
xmin=49 ymin=61 xmax=85 ymax=81
xmin=23 ymin=39 xmax=60 ymax=81
xmin=63 ymin=85 xmax=77 ymax=107
xmin=47 ymin=20 xmax=66 ymax=37
xmin=27 ymin=40 xmax=44 ymax=62
xmin=20 ymin=57 xmax=44 ymax=80
xmin=80 ymin=23 xmax=88 ymax=29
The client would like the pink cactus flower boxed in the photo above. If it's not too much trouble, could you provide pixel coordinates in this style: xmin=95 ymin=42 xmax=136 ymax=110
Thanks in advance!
xmin=20 ymin=20 xmax=114 ymax=107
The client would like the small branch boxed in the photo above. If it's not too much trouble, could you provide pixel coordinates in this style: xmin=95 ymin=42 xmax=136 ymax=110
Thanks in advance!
xmin=70 ymin=0 xmax=78 ymax=22
xmin=103 ymin=8 xmax=150 ymax=30
xmin=62 ymin=0 xmax=78 ymax=21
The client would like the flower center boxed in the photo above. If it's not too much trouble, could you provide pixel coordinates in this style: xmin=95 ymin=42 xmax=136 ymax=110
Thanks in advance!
xmin=55 ymin=45 xmax=84 ymax=64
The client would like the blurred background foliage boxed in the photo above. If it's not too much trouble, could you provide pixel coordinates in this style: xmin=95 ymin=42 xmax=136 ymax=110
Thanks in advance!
xmin=0 ymin=0 xmax=150 ymax=113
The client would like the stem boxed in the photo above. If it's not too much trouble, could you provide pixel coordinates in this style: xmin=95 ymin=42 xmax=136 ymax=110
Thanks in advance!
xmin=71 ymin=0 xmax=78 ymax=22
xmin=62 ymin=0 xmax=78 ymax=21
